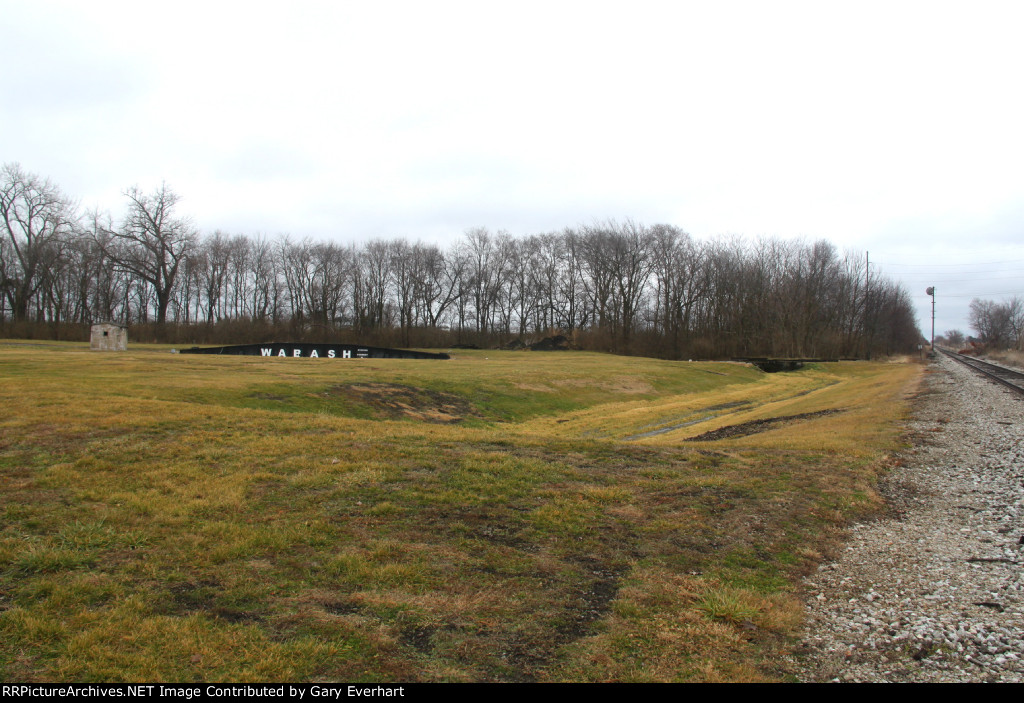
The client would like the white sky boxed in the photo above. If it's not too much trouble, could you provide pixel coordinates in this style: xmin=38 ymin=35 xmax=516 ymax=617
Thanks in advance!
xmin=3 ymin=0 xmax=1023 ymax=336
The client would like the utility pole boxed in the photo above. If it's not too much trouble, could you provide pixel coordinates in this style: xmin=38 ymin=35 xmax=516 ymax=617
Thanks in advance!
xmin=865 ymin=251 xmax=871 ymax=360
xmin=926 ymin=286 xmax=935 ymax=354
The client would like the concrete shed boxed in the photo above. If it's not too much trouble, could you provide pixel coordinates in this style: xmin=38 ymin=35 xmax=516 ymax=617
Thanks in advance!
xmin=90 ymin=323 xmax=128 ymax=351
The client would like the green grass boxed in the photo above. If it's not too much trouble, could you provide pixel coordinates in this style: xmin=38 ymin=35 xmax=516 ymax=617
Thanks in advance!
xmin=0 ymin=344 xmax=921 ymax=681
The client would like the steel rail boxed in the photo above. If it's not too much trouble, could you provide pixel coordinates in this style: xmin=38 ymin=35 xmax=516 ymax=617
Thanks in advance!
xmin=938 ymin=348 xmax=1024 ymax=396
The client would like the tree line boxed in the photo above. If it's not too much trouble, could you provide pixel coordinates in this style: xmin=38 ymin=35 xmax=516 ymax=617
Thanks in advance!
xmin=1 ymin=163 xmax=921 ymax=359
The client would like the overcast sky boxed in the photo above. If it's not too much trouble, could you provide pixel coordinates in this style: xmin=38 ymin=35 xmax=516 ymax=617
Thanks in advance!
xmin=3 ymin=0 xmax=1023 ymax=336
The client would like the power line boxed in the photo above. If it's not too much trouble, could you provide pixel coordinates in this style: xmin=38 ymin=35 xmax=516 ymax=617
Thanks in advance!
xmin=881 ymin=259 xmax=1024 ymax=267
xmin=892 ymin=276 xmax=1024 ymax=283
xmin=933 ymin=291 xmax=1024 ymax=298
xmin=884 ymin=269 xmax=1024 ymax=275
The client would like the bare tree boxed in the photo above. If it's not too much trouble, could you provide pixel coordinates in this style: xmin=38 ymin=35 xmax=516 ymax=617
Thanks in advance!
xmin=353 ymin=240 xmax=393 ymax=331
xmin=390 ymin=239 xmax=417 ymax=345
xmin=198 ymin=230 xmax=231 ymax=323
xmin=248 ymin=235 xmax=280 ymax=322
xmin=506 ymin=235 xmax=543 ymax=336
xmin=225 ymin=234 xmax=252 ymax=319
xmin=609 ymin=220 xmax=655 ymax=349
xmin=0 ymin=236 xmax=17 ymax=320
xmin=970 ymin=297 xmax=1023 ymax=350
xmin=943 ymin=329 xmax=965 ymax=349
xmin=577 ymin=224 xmax=618 ymax=337
xmin=970 ymin=298 xmax=1008 ymax=348
xmin=100 ymin=184 xmax=197 ymax=327
xmin=558 ymin=228 xmax=588 ymax=333
xmin=279 ymin=236 xmax=313 ymax=326
xmin=0 ymin=163 xmax=79 ymax=321
xmin=444 ymin=243 xmax=472 ymax=338
xmin=1007 ymin=296 xmax=1024 ymax=351
xmin=308 ymin=241 xmax=351 ymax=327
xmin=411 ymin=242 xmax=459 ymax=329
xmin=650 ymin=224 xmax=706 ymax=357
xmin=464 ymin=228 xmax=500 ymax=334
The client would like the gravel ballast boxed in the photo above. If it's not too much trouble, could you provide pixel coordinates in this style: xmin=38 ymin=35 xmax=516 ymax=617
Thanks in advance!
xmin=793 ymin=355 xmax=1024 ymax=683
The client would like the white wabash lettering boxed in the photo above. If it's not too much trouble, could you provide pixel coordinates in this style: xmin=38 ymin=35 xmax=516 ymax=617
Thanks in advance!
xmin=328 ymin=350 xmax=336 ymax=358
xmin=310 ymin=350 xmax=319 ymax=358
xmin=342 ymin=350 xmax=351 ymax=358
xmin=261 ymin=348 xmax=273 ymax=357
xmin=278 ymin=349 xmax=286 ymax=357
xmin=293 ymin=349 xmax=301 ymax=357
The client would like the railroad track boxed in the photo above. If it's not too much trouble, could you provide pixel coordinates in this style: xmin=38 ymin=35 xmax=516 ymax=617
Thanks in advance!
xmin=938 ymin=348 xmax=1024 ymax=396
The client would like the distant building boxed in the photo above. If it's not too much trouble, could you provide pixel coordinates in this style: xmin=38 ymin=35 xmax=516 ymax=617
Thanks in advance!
xmin=90 ymin=323 xmax=127 ymax=351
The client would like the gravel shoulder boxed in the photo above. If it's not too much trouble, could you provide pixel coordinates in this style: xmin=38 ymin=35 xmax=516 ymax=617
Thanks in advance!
xmin=792 ymin=355 xmax=1024 ymax=682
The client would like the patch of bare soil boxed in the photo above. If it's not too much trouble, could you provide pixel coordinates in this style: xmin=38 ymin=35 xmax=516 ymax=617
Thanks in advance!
xmin=156 ymin=579 xmax=262 ymax=624
xmin=685 ymin=409 xmax=844 ymax=441
xmin=625 ymin=401 xmax=754 ymax=440
xmin=331 ymin=383 xmax=478 ymax=423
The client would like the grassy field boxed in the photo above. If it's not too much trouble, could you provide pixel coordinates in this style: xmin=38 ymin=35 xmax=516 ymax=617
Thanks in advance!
xmin=0 ymin=342 xmax=922 ymax=682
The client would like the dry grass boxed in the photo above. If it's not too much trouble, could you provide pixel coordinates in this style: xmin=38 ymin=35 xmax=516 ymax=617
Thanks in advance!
xmin=986 ymin=348 xmax=1024 ymax=371
xmin=0 ymin=345 xmax=922 ymax=682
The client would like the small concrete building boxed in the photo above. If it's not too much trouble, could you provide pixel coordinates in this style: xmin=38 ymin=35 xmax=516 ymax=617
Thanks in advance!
xmin=90 ymin=322 xmax=128 ymax=351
